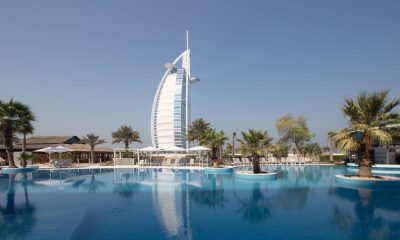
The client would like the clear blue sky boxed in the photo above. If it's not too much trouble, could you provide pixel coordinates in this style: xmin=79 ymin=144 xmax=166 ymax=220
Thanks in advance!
xmin=1 ymin=0 xmax=399 ymax=148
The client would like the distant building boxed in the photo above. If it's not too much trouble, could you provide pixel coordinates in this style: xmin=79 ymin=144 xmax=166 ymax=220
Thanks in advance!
xmin=151 ymin=32 xmax=200 ymax=149
xmin=0 ymin=135 xmax=113 ymax=164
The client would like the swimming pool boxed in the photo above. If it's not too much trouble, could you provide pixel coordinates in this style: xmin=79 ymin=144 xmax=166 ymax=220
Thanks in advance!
xmin=0 ymin=166 xmax=399 ymax=240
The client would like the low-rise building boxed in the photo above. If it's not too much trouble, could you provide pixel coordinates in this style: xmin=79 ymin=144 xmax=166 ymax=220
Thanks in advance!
xmin=0 ymin=136 xmax=113 ymax=164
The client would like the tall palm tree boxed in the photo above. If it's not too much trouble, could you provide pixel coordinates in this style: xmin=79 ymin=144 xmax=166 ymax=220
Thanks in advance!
xmin=199 ymin=129 xmax=228 ymax=166
xmin=238 ymin=129 xmax=273 ymax=173
xmin=0 ymin=99 xmax=35 ymax=168
xmin=18 ymin=109 xmax=35 ymax=167
xmin=187 ymin=118 xmax=212 ymax=143
xmin=333 ymin=90 xmax=399 ymax=177
xmin=232 ymin=131 xmax=236 ymax=158
xmin=112 ymin=125 xmax=142 ymax=150
xmin=327 ymin=131 xmax=337 ymax=163
xmin=80 ymin=133 xmax=106 ymax=164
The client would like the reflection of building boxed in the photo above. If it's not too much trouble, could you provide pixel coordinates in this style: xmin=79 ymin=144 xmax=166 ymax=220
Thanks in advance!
xmin=151 ymin=32 xmax=200 ymax=149
xmin=114 ymin=168 xmax=193 ymax=238
xmin=0 ymin=136 xmax=113 ymax=164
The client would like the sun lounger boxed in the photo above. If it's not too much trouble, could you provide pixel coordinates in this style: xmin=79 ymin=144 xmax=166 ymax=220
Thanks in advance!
xmin=52 ymin=159 xmax=73 ymax=168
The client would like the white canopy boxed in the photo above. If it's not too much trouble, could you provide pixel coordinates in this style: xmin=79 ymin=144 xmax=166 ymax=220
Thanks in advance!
xmin=162 ymin=145 xmax=186 ymax=152
xmin=34 ymin=146 xmax=72 ymax=153
xmin=188 ymin=146 xmax=211 ymax=151
xmin=53 ymin=146 xmax=72 ymax=153
xmin=34 ymin=147 xmax=55 ymax=153
xmin=140 ymin=146 xmax=159 ymax=152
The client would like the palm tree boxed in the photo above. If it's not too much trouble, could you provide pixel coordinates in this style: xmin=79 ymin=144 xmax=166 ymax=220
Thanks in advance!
xmin=80 ymin=133 xmax=106 ymax=164
xmin=187 ymin=118 xmax=212 ymax=143
xmin=327 ymin=131 xmax=337 ymax=163
xmin=238 ymin=129 xmax=273 ymax=173
xmin=199 ymin=129 xmax=228 ymax=166
xmin=18 ymin=109 xmax=35 ymax=167
xmin=333 ymin=90 xmax=399 ymax=177
xmin=0 ymin=99 xmax=35 ymax=168
xmin=112 ymin=125 xmax=142 ymax=150
xmin=232 ymin=131 xmax=236 ymax=158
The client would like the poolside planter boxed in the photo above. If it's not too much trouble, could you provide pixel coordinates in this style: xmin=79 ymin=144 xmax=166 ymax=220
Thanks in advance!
xmin=347 ymin=163 xmax=400 ymax=174
xmin=235 ymin=171 xmax=277 ymax=181
xmin=335 ymin=174 xmax=400 ymax=190
xmin=1 ymin=166 xmax=39 ymax=174
xmin=205 ymin=167 xmax=234 ymax=174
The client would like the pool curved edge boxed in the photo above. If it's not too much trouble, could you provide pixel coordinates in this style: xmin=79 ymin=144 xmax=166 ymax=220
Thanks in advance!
xmin=1 ymin=166 xmax=38 ymax=174
xmin=235 ymin=171 xmax=277 ymax=181
xmin=205 ymin=167 xmax=234 ymax=174
xmin=335 ymin=174 xmax=400 ymax=190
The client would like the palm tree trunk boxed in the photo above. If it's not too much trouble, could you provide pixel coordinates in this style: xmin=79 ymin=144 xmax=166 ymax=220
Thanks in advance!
xmin=329 ymin=138 xmax=334 ymax=163
xmin=125 ymin=141 xmax=129 ymax=151
xmin=232 ymin=135 xmax=235 ymax=158
xmin=212 ymin=147 xmax=218 ymax=166
xmin=91 ymin=146 xmax=95 ymax=164
xmin=4 ymin=124 xmax=16 ymax=168
xmin=22 ymin=133 xmax=27 ymax=154
xmin=219 ymin=146 xmax=223 ymax=165
xmin=358 ymin=139 xmax=373 ymax=177
xmin=252 ymin=156 xmax=261 ymax=174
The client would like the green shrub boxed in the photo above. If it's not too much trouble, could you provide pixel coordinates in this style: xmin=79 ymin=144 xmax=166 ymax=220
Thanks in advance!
xmin=320 ymin=154 xmax=349 ymax=162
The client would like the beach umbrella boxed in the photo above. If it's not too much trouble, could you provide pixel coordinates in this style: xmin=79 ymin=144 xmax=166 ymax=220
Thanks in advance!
xmin=53 ymin=146 xmax=72 ymax=152
xmin=34 ymin=147 xmax=57 ymax=162
xmin=34 ymin=146 xmax=72 ymax=161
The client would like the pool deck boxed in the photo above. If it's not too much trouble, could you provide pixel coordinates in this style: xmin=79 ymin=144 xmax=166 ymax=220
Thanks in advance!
xmin=32 ymin=163 xmax=335 ymax=171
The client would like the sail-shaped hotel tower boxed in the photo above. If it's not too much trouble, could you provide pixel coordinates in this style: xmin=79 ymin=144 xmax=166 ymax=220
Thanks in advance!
xmin=151 ymin=32 xmax=199 ymax=149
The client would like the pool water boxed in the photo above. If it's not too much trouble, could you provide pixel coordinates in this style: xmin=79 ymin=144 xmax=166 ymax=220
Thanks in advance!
xmin=0 ymin=166 xmax=399 ymax=240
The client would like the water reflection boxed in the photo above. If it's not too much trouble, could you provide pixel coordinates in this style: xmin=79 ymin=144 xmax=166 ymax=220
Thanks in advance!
xmin=81 ymin=170 xmax=106 ymax=193
xmin=0 ymin=173 xmax=36 ymax=239
xmin=113 ymin=171 xmax=141 ymax=199
xmin=234 ymin=182 xmax=271 ymax=223
xmin=275 ymin=186 xmax=310 ymax=211
xmin=190 ymin=174 xmax=226 ymax=209
xmin=0 ymin=167 xmax=399 ymax=240
xmin=331 ymin=187 xmax=400 ymax=239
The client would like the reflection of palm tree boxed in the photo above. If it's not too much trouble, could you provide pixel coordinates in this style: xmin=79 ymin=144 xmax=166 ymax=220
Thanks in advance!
xmin=275 ymin=187 xmax=310 ymax=211
xmin=190 ymin=175 xmax=225 ymax=209
xmin=330 ymin=187 xmax=400 ymax=239
xmin=0 ymin=173 xmax=37 ymax=239
xmin=355 ymin=190 xmax=374 ymax=231
xmin=234 ymin=182 xmax=271 ymax=223
xmin=113 ymin=173 xmax=141 ymax=199
xmin=82 ymin=170 xmax=105 ymax=193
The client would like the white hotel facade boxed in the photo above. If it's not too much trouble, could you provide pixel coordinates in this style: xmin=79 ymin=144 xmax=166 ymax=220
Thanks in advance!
xmin=151 ymin=33 xmax=199 ymax=149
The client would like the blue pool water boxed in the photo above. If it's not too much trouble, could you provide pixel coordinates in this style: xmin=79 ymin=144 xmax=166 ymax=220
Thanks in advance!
xmin=0 ymin=166 xmax=399 ymax=240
